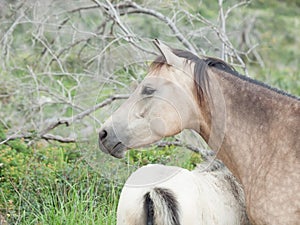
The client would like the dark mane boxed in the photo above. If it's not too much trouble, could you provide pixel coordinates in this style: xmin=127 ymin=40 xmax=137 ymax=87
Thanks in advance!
xmin=150 ymin=49 xmax=238 ymax=77
xmin=151 ymin=49 xmax=299 ymax=101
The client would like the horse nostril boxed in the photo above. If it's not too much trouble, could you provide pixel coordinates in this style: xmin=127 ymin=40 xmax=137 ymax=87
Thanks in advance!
xmin=99 ymin=129 xmax=108 ymax=141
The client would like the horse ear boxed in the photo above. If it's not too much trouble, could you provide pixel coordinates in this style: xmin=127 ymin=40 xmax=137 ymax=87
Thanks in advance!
xmin=153 ymin=39 xmax=185 ymax=69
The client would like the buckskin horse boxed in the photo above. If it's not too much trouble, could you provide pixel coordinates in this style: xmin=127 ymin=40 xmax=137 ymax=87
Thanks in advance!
xmin=98 ymin=40 xmax=300 ymax=225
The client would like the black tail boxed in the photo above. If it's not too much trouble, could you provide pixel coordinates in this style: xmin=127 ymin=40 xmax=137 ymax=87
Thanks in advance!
xmin=143 ymin=187 xmax=180 ymax=225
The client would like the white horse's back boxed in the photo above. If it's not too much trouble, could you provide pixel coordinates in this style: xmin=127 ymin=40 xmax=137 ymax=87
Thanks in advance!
xmin=117 ymin=163 xmax=250 ymax=225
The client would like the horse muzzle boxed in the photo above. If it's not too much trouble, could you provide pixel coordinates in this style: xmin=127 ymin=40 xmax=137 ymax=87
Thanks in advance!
xmin=98 ymin=127 xmax=127 ymax=158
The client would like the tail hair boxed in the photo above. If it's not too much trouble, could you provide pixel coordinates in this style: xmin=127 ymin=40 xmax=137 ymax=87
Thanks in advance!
xmin=143 ymin=187 xmax=180 ymax=225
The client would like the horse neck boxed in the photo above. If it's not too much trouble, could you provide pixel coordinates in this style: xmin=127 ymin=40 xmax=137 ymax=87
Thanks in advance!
xmin=198 ymin=68 xmax=300 ymax=187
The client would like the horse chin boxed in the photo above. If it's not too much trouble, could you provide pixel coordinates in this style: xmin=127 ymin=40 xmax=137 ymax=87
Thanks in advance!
xmin=110 ymin=151 xmax=125 ymax=159
xmin=110 ymin=142 xmax=127 ymax=158
xmin=98 ymin=140 xmax=127 ymax=158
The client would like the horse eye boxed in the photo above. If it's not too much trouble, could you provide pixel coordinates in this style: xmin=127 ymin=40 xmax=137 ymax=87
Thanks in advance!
xmin=141 ymin=86 xmax=156 ymax=95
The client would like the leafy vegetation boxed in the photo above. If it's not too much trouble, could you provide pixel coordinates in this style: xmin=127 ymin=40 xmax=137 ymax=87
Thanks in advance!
xmin=0 ymin=125 xmax=201 ymax=224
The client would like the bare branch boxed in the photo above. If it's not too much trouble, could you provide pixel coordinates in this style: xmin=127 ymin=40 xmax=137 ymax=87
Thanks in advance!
xmin=218 ymin=0 xmax=226 ymax=60
xmin=32 ymin=33 xmax=66 ymax=73
xmin=66 ymin=5 xmax=100 ymax=14
xmin=92 ymin=0 xmax=136 ymax=41
xmin=39 ymin=94 xmax=129 ymax=136
xmin=155 ymin=139 xmax=225 ymax=171
xmin=3 ymin=95 xmax=129 ymax=143
xmin=195 ymin=11 xmax=249 ymax=75
xmin=224 ymin=1 xmax=251 ymax=20
xmin=155 ymin=140 xmax=215 ymax=160
xmin=120 ymin=1 xmax=197 ymax=53
xmin=41 ymin=134 xmax=77 ymax=143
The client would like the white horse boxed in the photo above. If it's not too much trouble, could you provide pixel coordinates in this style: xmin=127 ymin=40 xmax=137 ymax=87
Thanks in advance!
xmin=117 ymin=163 xmax=250 ymax=225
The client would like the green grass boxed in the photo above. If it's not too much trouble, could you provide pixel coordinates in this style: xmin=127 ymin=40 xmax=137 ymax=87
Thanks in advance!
xmin=0 ymin=133 xmax=200 ymax=224
xmin=0 ymin=134 xmax=118 ymax=224
xmin=21 ymin=175 xmax=119 ymax=225
xmin=7 ymin=172 xmax=120 ymax=225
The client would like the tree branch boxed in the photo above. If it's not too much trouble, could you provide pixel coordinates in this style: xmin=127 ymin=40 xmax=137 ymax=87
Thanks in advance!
xmin=39 ymin=94 xmax=129 ymax=136
xmin=155 ymin=140 xmax=215 ymax=160
xmin=2 ymin=94 xmax=129 ymax=143
xmin=120 ymin=1 xmax=197 ymax=53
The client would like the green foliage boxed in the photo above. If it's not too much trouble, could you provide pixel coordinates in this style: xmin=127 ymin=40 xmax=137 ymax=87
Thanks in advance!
xmin=127 ymin=145 xmax=202 ymax=170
